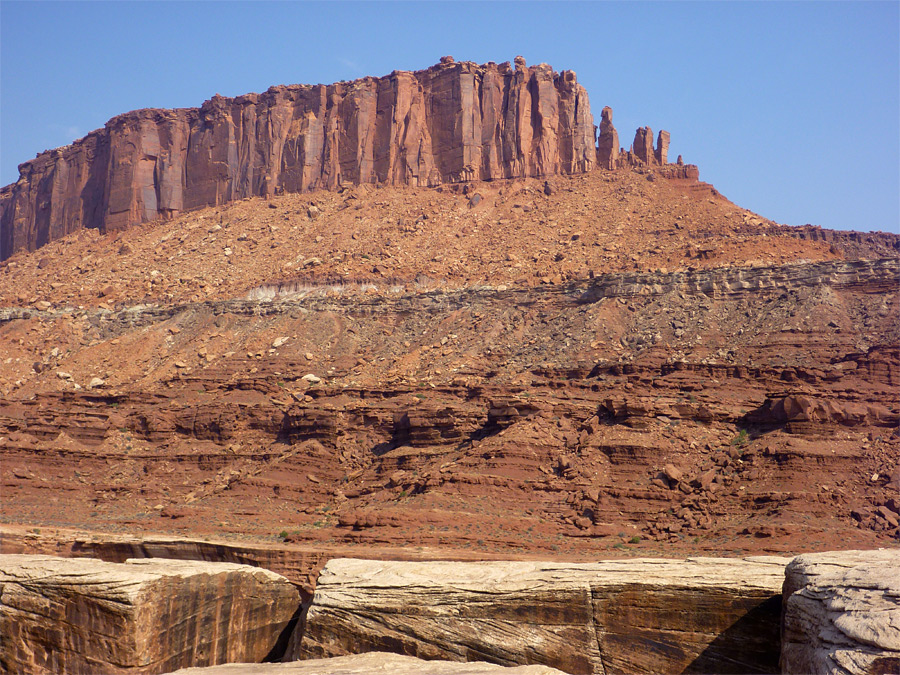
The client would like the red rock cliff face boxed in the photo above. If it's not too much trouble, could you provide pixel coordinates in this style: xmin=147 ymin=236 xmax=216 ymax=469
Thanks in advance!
xmin=0 ymin=57 xmax=595 ymax=260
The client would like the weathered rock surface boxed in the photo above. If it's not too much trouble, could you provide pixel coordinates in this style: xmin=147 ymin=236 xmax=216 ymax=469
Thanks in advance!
xmin=611 ymin=123 xmax=687 ymax=175
xmin=299 ymin=556 xmax=789 ymax=674
xmin=1 ymin=57 xmax=595 ymax=260
xmin=632 ymin=127 xmax=655 ymax=165
xmin=0 ymin=246 xmax=897 ymax=562
xmin=596 ymin=106 xmax=619 ymax=170
xmin=0 ymin=161 xmax=897 ymax=599
xmin=0 ymin=554 xmax=300 ymax=674
xmin=655 ymin=130 xmax=670 ymax=165
xmin=172 ymin=652 xmax=567 ymax=674
xmin=781 ymin=549 xmax=900 ymax=675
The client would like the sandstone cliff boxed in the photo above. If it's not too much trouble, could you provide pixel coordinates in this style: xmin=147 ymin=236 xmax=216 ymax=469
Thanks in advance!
xmin=1 ymin=56 xmax=595 ymax=260
xmin=0 ymin=554 xmax=300 ymax=674
xmin=300 ymin=557 xmax=789 ymax=674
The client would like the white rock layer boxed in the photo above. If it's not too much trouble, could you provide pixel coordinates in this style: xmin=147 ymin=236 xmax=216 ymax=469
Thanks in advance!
xmin=781 ymin=548 xmax=900 ymax=675
xmin=300 ymin=556 xmax=790 ymax=674
xmin=172 ymin=651 xmax=567 ymax=674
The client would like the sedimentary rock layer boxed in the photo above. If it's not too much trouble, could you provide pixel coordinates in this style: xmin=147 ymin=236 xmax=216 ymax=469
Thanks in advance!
xmin=172 ymin=652 xmax=567 ymax=674
xmin=0 ymin=57 xmax=594 ymax=260
xmin=0 ymin=554 xmax=300 ymax=674
xmin=0 ymin=253 xmax=897 ymax=564
xmin=299 ymin=557 xmax=789 ymax=674
xmin=781 ymin=549 xmax=900 ymax=675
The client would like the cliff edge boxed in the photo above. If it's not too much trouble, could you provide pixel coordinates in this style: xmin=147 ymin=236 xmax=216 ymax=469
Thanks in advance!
xmin=2 ymin=56 xmax=606 ymax=260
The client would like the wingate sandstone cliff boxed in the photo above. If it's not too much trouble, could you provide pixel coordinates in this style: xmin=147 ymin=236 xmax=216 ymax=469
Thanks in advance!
xmin=1 ymin=56 xmax=605 ymax=260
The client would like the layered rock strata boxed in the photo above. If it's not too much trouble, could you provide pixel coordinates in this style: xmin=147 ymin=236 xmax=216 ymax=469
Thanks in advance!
xmin=0 ymin=554 xmax=300 ymax=674
xmin=781 ymin=549 xmax=900 ymax=675
xmin=1 ymin=56 xmax=595 ymax=260
xmin=172 ymin=652 xmax=568 ymax=674
xmin=299 ymin=557 xmax=789 ymax=674
xmin=0 ymin=253 xmax=897 ymax=564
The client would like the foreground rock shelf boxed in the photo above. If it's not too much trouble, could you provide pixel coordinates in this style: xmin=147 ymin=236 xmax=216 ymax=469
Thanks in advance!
xmin=0 ymin=554 xmax=300 ymax=675
xmin=782 ymin=549 xmax=900 ymax=675
xmin=299 ymin=556 xmax=791 ymax=674
xmin=3 ymin=549 xmax=898 ymax=674
xmin=173 ymin=651 xmax=567 ymax=674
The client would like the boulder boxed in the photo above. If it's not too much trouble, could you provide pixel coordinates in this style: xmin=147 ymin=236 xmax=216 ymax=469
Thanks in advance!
xmin=781 ymin=549 xmax=900 ymax=675
xmin=0 ymin=554 xmax=300 ymax=674
xmin=171 ymin=651 xmax=567 ymax=674
xmin=745 ymin=394 xmax=897 ymax=428
xmin=299 ymin=556 xmax=789 ymax=674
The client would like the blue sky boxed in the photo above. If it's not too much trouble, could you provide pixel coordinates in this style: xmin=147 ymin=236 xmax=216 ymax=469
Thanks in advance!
xmin=1 ymin=1 xmax=897 ymax=233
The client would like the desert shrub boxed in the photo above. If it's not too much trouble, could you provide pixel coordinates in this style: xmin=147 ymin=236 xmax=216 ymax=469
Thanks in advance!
xmin=731 ymin=428 xmax=749 ymax=447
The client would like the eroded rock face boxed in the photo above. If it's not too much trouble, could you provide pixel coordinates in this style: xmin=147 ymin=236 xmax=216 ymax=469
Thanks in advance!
xmin=781 ymin=549 xmax=900 ymax=675
xmin=0 ymin=554 xmax=300 ymax=674
xmin=171 ymin=651 xmax=567 ymax=674
xmin=1 ymin=255 xmax=897 ymax=565
xmin=299 ymin=557 xmax=789 ymax=674
xmin=0 ymin=57 xmax=595 ymax=260
xmin=655 ymin=130 xmax=670 ymax=165
xmin=597 ymin=106 xmax=619 ymax=170
xmin=632 ymin=126 xmax=654 ymax=164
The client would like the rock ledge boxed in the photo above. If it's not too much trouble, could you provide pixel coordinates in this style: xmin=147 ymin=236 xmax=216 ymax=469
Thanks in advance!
xmin=0 ymin=554 xmax=300 ymax=675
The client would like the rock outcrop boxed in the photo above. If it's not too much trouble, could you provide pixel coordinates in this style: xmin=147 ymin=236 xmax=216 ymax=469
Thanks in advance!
xmin=746 ymin=393 xmax=898 ymax=431
xmin=632 ymin=126 xmax=655 ymax=165
xmin=596 ymin=106 xmax=619 ymax=170
xmin=172 ymin=652 xmax=567 ymax=674
xmin=626 ymin=125 xmax=677 ymax=170
xmin=0 ymin=554 xmax=300 ymax=674
xmin=597 ymin=118 xmax=689 ymax=176
xmin=781 ymin=549 xmax=900 ymax=675
xmin=655 ymin=130 xmax=670 ymax=165
xmin=299 ymin=557 xmax=788 ymax=674
xmin=1 ymin=57 xmax=595 ymax=260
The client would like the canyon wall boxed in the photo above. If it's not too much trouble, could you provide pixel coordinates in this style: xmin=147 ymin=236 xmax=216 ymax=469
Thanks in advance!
xmin=1 ymin=56 xmax=596 ymax=260
xmin=0 ymin=257 xmax=897 ymax=561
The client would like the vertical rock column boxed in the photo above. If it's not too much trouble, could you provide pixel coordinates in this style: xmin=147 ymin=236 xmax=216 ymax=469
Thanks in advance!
xmin=632 ymin=126 xmax=654 ymax=164
xmin=655 ymin=130 xmax=670 ymax=165
xmin=558 ymin=70 xmax=596 ymax=174
xmin=597 ymin=106 xmax=619 ymax=170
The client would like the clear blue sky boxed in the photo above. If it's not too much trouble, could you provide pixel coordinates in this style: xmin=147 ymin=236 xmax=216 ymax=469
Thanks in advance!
xmin=2 ymin=1 xmax=897 ymax=233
